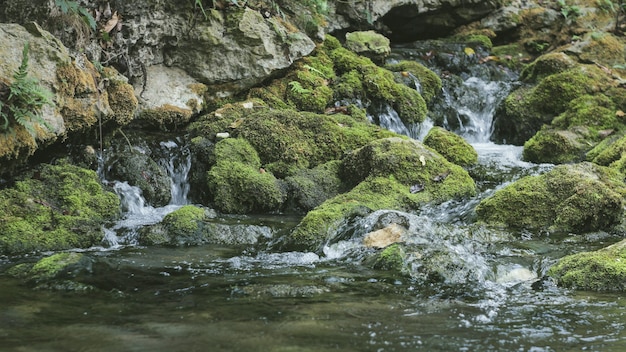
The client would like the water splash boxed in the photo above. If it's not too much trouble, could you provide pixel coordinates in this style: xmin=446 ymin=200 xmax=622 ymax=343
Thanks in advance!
xmin=157 ymin=139 xmax=191 ymax=205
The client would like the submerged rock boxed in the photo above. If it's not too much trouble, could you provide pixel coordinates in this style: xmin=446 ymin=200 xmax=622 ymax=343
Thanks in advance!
xmin=138 ymin=205 xmax=274 ymax=246
xmin=548 ymin=238 xmax=626 ymax=291
xmin=476 ymin=162 xmax=626 ymax=233
xmin=6 ymin=252 xmax=95 ymax=291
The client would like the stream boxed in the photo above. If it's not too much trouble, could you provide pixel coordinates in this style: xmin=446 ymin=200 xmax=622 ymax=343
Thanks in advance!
xmin=1 ymin=42 xmax=626 ymax=351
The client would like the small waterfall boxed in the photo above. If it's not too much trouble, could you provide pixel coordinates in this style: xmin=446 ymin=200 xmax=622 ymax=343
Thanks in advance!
xmin=440 ymin=77 xmax=513 ymax=143
xmin=100 ymin=137 xmax=193 ymax=248
xmin=157 ymin=139 xmax=191 ymax=205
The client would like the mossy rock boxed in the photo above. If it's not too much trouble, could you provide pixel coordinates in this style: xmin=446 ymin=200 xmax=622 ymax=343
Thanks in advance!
xmin=102 ymin=66 xmax=138 ymax=126
xmin=548 ymin=239 xmax=626 ymax=291
xmin=588 ymin=133 xmax=626 ymax=166
xmin=233 ymin=109 xmax=395 ymax=177
xmin=161 ymin=205 xmax=206 ymax=240
xmin=494 ymin=68 xmax=596 ymax=145
xmin=423 ymin=127 xmax=478 ymax=167
xmin=476 ymin=162 xmax=626 ymax=233
xmin=520 ymin=52 xmax=577 ymax=82
xmin=371 ymin=243 xmax=407 ymax=272
xmin=187 ymin=99 xmax=267 ymax=140
xmin=0 ymin=162 xmax=120 ymax=255
xmin=522 ymin=94 xmax=622 ymax=164
xmin=344 ymin=30 xmax=391 ymax=64
xmin=287 ymin=176 xmax=413 ymax=251
xmin=6 ymin=252 xmax=95 ymax=291
xmin=339 ymin=137 xmax=477 ymax=201
xmin=385 ymin=60 xmax=442 ymax=104
xmin=283 ymin=160 xmax=343 ymax=213
xmin=288 ymin=138 xmax=476 ymax=251
xmin=204 ymin=138 xmax=285 ymax=214
xmin=137 ymin=104 xmax=193 ymax=131
xmin=522 ymin=128 xmax=588 ymax=164
xmin=552 ymin=94 xmax=619 ymax=133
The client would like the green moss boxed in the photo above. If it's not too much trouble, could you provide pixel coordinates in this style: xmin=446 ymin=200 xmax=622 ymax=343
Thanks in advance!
xmin=548 ymin=239 xmax=626 ymax=291
xmin=373 ymin=243 xmax=406 ymax=271
xmin=187 ymin=99 xmax=267 ymax=140
xmin=340 ymin=137 xmax=476 ymax=201
xmin=329 ymin=47 xmax=374 ymax=74
xmin=0 ymin=161 xmax=120 ymax=255
xmin=234 ymin=109 xmax=395 ymax=178
xmin=393 ymin=84 xmax=428 ymax=125
xmin=423 ymin=127 xmax=478 ymax=166
xmin=137 ymin=104 xmax=193 ymax=131
xmin=532 ymin=70 xmax=590 ymax=115
xmin=476 ymin=162 xmax=626 ymax=233
xmin=333 ymin=70 xmax=364 ymax=100
xmin=522 ymin=129 xmax=587 ymax=164
xmin=589 ymin=134 xmax=626 ymax=166
xmin=385 ymin=61 xmax=442 ymax=104
xmin=207 ymin=161 xmax=285 ymax=214
xmin=288 ymin=176 xmax=411 ymax=250
xmin=286 ymin=70 xmax=333 ymax=113
xmin=520 ymin=52 xmax=577 ymax=82
xmin=284 ymin=160 xmax=342 ymax=212
xmin=162 ymin=205 xmax=206 ymax=238
xmin=552 ymin=94 xmax=618 ymax=133
xmin=29 ymin=252 xmax=86 ymax=282
xmin=103 ymin=67 xmax=138 ymax=125
xmin=212 ymin=137 xmax=261 ymax=167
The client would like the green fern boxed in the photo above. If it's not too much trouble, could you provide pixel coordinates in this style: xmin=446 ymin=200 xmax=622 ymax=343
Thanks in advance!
xmin=0 ymin=43 xmax=55 ymax=139
xmin=54 ymin=0 xmax=96 ymax=30
xmin=288 ymin=81 xmax=311 ymax=94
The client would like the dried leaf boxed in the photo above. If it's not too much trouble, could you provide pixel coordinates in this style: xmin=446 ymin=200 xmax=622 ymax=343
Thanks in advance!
xmin=616 ymin=110 xmax=625 ymax=117
xmin=464 ymin=47 xmax=475 ymax=56
xmin=102 ymin=11 xmax=119 ymax=33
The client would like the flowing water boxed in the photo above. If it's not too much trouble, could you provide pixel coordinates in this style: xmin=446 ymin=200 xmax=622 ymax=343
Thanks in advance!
xmin=1 ymin=42 xmax=626 ymax=351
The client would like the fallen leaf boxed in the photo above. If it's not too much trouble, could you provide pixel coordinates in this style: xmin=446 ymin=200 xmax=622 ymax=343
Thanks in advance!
xmin=102 ymin=11 xmax=120 ymax=33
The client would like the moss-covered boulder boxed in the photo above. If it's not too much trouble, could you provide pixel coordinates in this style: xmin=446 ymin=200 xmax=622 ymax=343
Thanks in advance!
xmin=522 ymin=94 xmax=623 ymax=164
xmin=423 ymin=127 xmax=478 ymax=167
xmin=0 ymin=162 xmax=120 ymax=255
xmin=519 ymin=52 xmax=577 ymax=82
xmin=344 ymin=30 xmax=391 ymax=64
xmin=522 ymin=129 xmax=588 ymax=164
xmin=586 ymin=133 xmax=626 ymax=174
xmin=493 ymin=66 xmax=603 ymax=145
xmin=548 ymin=239 xmax=626 ymax=291
xmin=288 ymin=137 xmax=476 ymax=251
xmin=476 ymin=162 xmax=626 ymax=233
xmin=6 ymin=252 xmax=95 ymax=291
xmin=283 ymin=160 xmax=343 ymax=213
xmin=233 ymin=109 xmax=395 ymax=177
xmin=206 ymin=138 xmax=285 ymax=214
xmin=385 ymin=60 xmax=443 ymax=105
xmin=339 ymin=137 xmax=477 ymax=199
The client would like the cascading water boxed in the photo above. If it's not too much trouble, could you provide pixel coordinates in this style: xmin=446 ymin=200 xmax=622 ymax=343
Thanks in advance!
xmin=100 ymin=138 xmax=192 ymax=247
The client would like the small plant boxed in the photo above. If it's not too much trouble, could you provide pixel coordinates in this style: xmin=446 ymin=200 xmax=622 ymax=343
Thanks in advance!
xmin=195 ymin=0 xmax=209 ymax=20
xmin=54 ymin=0 xmax=97 ymax=30
xmin=288 ymin=81 xmax=311 ymax=94
xmin=0 ymin=43 xmax=54 ymax=138
xmin=596 ymin=0 xmax=626 ymax=32
xmin=558 ymin=0 xmax=582 ymax=22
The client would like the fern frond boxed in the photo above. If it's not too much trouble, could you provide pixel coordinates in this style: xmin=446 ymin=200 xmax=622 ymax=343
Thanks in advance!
xmin=303 ymin=64 xmax=327 ymax=78
xmin=288 ymin=81 xmax=311 ymax=94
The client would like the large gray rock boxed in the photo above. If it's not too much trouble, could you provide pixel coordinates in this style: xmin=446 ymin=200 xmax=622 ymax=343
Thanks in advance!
xmin=0 ymin=1 xmax=315 ymax=103
xmin=332 ymin=0 xmax=501 ymax=42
